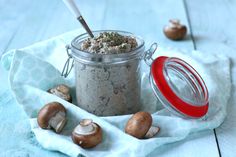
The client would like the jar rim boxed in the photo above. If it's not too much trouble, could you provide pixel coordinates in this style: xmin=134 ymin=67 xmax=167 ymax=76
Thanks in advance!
xmin=69 ymin=30 xmax=145 ymax=64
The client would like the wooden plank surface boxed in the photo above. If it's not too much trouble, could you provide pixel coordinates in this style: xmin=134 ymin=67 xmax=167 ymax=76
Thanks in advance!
xmin=0 ymin=1 xmax=72 ymax=156
xmin=0 ymin=0 xmax=107 ymax=156
xmin=102 ymin=0 xmax=220 ymax=156
xmin=0 ymin=0 xmax=31 ymax=53
xmin=185 ymin=0 xmax=236 ymax=156
xmin=1 ymin=0 xmax=234 ymax=156
xmin=0 ymin=0 xmax=103 ymax=157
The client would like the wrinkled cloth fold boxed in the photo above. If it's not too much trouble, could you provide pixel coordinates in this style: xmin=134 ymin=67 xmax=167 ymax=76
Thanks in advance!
xmin=1 ymin=29 xmax=231 ymax=157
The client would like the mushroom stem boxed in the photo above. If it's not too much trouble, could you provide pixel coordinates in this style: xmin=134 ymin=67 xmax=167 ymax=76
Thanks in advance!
xmin=144 ymin=126 xmax=160 ymax=139
xmin=170 ymin=19 xmax=180 ymax=25
xmin=49 ymin=111 xmax=67 ymax=133
xmin=74 ymin=119 xmax=95 ymax=135
xmin=169 ymin=19 xmax=182 ymax=29
xmin=72 ymin=120 xmax=102 ymax=148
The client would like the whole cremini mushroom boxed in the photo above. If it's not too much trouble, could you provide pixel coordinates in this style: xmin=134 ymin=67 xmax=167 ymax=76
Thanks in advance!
xmin=125 ymin=111 xmax=160 ymax=139
xmin=125 ymin=111 xmax=152 ymax=139
xmin=72 ymin=119 xmax=102 ymax=148
xmin=37 ymin=102 xmax=67 ymax=133
xmin=48 ymin=84 xmax=72 ymax=103
xmin=163 ymin=19 xmax=187 ymax=40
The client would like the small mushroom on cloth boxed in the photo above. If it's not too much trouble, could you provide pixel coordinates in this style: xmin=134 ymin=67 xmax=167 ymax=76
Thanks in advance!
xmin=125 ymin=111 xmax=160 ymax=139
xmin=48 ymin=84 xmax=72 ymax=103
xmin=72 ymin=119 xmax=102 ymax=148
xmin=37 ymin=102 xmax=67 ymax=133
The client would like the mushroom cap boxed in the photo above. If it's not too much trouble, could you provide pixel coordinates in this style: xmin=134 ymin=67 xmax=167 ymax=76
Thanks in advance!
xmin=48 ymin=84 xmax=72 ymax=103
xmin=164 ymin=25 xmax=187 ymax=40
xmin=56 ymin=84 xmax=70 ymax=94
xmin=125 ymin=111 xmax=152 ymax=139
xmin=72 ymin=122 xmax=102 ymax=148
xmin=37 ymin=102 xmax=66 ymax=129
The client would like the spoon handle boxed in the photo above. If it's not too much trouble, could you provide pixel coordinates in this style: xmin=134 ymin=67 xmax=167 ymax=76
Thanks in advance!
xmin=77 ymin=16 xmax=94 ymax=38
xmin=63 ymin=0 xmax=94 ymax=38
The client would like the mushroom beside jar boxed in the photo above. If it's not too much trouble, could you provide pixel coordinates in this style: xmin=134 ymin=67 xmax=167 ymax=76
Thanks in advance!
xmin=48 ymin=84 xmax=72 ymax=103
xmin=72 ymin=119 xmax=102 ymax=148
xmin=37 ymin=102 xmax=67 ymax=133
xmin=125 ymin=111 xmax=160 ymax=139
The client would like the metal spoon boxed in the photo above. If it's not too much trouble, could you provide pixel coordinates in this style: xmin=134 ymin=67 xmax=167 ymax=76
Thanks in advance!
xmin=63 ymin=0 xmax=94 ymax=38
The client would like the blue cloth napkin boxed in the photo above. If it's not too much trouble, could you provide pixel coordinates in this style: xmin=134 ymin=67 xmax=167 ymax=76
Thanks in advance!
xmin=1 ymin=29 xmax=231 ymax=157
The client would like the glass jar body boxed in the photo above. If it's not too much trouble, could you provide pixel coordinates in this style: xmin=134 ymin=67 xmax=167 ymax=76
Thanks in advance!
xmin=75 ymin=58 xmax=142 ymax=116
xmin=70 ymin=30 xmax=145 ymax=116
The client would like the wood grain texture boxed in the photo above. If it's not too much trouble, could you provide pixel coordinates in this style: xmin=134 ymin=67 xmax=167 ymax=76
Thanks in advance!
xmin=0 ymin=0 xmax=31 ymax=53
xmin=185 ymin=0 xmax=236 ymax=156
xmin=0 ymin=1 xmax=74 ymax=156
xmin=0 ymin=0 xmax=107 ymax=156
xmin=102 ymin=0 xmax=194 ymax=49
xmin=1 ymin=0 xmax=233 ymax=156
xmin=100 ymin=0 xmax=219 ymax=155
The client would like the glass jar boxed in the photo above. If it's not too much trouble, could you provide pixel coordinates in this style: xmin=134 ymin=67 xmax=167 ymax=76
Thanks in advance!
xmin=63 ymin=30 xmax=209 ymax=119
xmin=64 ymin=30 xmax=145 ymax=116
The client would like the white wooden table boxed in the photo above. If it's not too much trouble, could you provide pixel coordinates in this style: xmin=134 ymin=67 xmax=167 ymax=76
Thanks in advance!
xmin=0 ymin=0 xmax=235 ymax=156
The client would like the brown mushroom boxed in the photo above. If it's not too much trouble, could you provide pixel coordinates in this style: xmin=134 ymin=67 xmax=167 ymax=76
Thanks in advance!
xmin=48 ymin=84 xmax=72 ymax=103
xmin=125 ymin=111 xmax=152 ymax=139
xmin=163 ymin=19 xmax=187 ymax=40
xmin=125 ymin=112 xmax=160 ymax=139
xmin=72 ymin=119 xmax=102 ymax=148
xmin=37 ymin=102 xmax=67 ymax=133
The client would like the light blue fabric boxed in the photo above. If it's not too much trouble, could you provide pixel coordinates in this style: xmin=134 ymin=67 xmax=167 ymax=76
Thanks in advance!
xmin=1 ymin=29 xmax=232 ymax=157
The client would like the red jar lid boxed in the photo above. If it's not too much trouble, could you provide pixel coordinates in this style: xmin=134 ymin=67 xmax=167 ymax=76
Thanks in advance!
xmin=150 ymin=56 xmax=209 ymax=118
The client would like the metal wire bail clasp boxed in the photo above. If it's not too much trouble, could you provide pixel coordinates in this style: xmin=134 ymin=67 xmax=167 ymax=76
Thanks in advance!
xmin=144 ymin=43 xmax=158 ymax=66
xmin=61 ymin=45 xmax=74 ymax=78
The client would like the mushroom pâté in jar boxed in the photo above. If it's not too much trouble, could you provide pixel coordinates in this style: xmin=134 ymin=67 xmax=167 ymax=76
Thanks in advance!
xmin=68 ymin=31 xmax=145 ymax=116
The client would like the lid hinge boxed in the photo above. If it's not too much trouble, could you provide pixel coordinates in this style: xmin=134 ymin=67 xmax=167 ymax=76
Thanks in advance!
xmin=61 ymin=45 xmax=74 ymax=78
xmin=144 ymin=43 xmax=158 ymax=66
